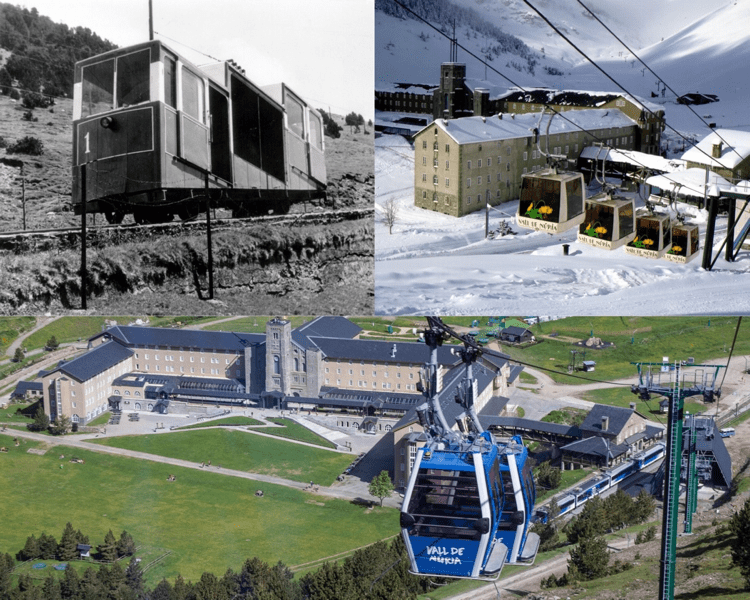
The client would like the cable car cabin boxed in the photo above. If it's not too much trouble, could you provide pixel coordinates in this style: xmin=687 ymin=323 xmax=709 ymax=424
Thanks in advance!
xmin=400 ymin=434 xmax=539 ymax=580
xmin=664 ymin=223 xmax=700 ymax=263
xmin=72 ymin=40 xmax=326 ymax=224
xmin=577 ymin=193 xmax=636 ymax=250
xmin=624 ymin=209 xmax=672 ymax=259
xmin=517 ymin=169 xmax=585 ymax=234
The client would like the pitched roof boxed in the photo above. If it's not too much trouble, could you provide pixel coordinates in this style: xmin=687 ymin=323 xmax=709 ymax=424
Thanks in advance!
xmin=307 ymin=337 xmax=463 ymax=366
xmin=11 ymin=381 xmax=43 ymax=396
xmin=682 ymin=129 xmax=750 ymax=170
xmin=579 ymin=404 xmax=636 ymax=436
xmin=502 ymin=326 xmax=530 ymax=336
xmin=54 ymin=341 xmax=133 ymax=382
xmin=560 ymin=436 xmax=629 ymax=460
xmin=422 ymin=108 xmax=638 ymax=146
xmin=96 ymin=326 xmax=265 ymax=352
xmin=292 ymin=317 xmax=362 ymax=350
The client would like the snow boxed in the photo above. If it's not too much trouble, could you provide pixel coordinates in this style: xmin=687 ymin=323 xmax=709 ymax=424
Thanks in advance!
xmin=646 ymin=169 xmax=732 ymax=198
xmin=681 ymin=129 xmax=750 ymax=170
xmin=426 ymin=108 xmax=637 ymax=145
xmin=374 ymin=0 xmax=750 ymax=315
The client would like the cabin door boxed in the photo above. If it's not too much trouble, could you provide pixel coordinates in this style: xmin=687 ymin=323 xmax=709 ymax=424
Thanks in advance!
xmin=209 ymin=85 xmax=232 ymax=182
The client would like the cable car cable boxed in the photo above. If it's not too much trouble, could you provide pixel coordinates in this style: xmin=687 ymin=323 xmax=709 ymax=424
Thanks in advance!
xmin=573 ymin=0 xmax=746 ymax=167
xmin=520 ymin=0 xmax=735 ymax=173
xmin=386 ymin=0 xmax=725 ymax=204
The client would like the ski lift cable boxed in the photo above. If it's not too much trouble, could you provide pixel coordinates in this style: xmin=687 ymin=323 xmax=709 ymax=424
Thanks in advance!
xmin=520 ymin=0 xmax=736 ymax=173
xmin=389 ymin=0 xmax=736 ymax=195
xmin=574 ymin=0 xmax=747 ymax=167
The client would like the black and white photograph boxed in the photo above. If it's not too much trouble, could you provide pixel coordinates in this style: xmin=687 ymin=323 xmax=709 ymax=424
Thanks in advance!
xmin=0 ymin=0 xmax=374 ymax=315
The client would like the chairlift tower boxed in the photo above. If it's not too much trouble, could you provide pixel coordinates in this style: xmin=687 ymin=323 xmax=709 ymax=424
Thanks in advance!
xmin=630 ymin=361 xmax=724 ymax=600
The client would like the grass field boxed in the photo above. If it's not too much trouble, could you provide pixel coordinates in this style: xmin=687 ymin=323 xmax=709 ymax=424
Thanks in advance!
xmin=179 ymin=416 xmax=264 ymax=429
xmin=503 ymin=317 xmax=747 ymax=384
xmin=0 ymin=317 xmax=36 ymax=356
xmin=536 ymin=467 xmax=594 ymax=504
xmin=581 ymin=387 xmax=708 ymax=417
xmin=0 ymin=433 xmax=395 ymax=586
xmin=263 ymin=418 xmax=337 ymax=448
xmin=90 ymin=429 xmax=350 ymax=485
xmin=200 ymin=317 xmax=312 ymax=333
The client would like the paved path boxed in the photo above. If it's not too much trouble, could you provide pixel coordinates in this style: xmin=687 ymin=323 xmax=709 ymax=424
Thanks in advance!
xmin=3 ymin=316 xmax=61 ymax=361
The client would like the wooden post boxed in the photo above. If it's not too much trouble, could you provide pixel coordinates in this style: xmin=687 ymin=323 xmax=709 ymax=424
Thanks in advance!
xmin=81 ymin=164 xmax=87 ymax=309
xmin=21 ymin=163 xmax=25 ymax=231
xmin=205 ymin=172 xmax=214 ymax=300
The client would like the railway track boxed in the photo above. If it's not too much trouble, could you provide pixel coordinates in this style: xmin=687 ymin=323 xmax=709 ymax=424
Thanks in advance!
xmin=0 ymin=207 xmax=373 ymax=249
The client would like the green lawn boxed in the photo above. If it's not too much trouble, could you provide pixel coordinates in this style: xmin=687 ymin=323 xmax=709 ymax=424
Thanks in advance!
xmin=90 ymin=429 xmax=350 ymax=485
xmin=581 ymin=387 xmax=709 ymax=417
xmin=0 ymin=317 xmax=36 ymax=356
xmin=179 ymin=416 xmax=264 ymax=429
xmin=201 ymin=317 xmax=313 ymax=333
xmin=541 ymin=407 xmax=588 ymax=426
xmin=0 ymin=433 xmax=395 ymax=586
xmin=263 ymin=418 xmax=337 ymax=448
xmin=504 ymin=317 xmax=747 ymax=384
xmin=85 ymin=412 xmax=112 ymax=428
xmin=519 ymin=371 xmax=538 ymax=384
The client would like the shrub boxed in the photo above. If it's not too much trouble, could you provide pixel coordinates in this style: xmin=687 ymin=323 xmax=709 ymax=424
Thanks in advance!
xmin=7 ymin=136 xmax=44 ymax=156
xmin=22 ymin=110 xmax=38 ymax=122
xmin=21 ymin=92 xmax=54 ymax=109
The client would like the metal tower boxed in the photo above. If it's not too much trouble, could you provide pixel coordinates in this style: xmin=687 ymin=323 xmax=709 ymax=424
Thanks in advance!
xmin=631 ymin=361 xmax=724 ymax=600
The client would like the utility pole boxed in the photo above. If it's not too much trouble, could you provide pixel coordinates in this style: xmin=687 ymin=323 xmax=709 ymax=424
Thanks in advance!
xmin=631 ymin=361 xmax=724 ymax=600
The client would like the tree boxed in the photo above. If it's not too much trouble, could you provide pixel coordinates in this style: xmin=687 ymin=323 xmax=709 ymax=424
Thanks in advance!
xmin=50 ymin=415 xmax=71 ymax=436
xmin=566 ymin=496 xmax=607 ymax=544
xmin=325 ymin=118 xmax=342 ymax=139
xmin=117 ymin=530 xmax=136 ymax=558
xmin=38 ymin=532 xmax=58 ymax=560
xmin=531 ymin=498 xmax=560 ymax=552
xmin=568 ymin=534 xmax=609 ymax=581
xmin=17 ymin=535 xmax=40 ymax=561
xmin=730 ymin=496 xmax=750 ymax=588
xmin=368 ymin=470 xmax=394 ymax=507
xmin=56 ymin=522 xmax=79 ymax=561
xmin=536 ymin=461 xmax=562 ymax=490
xmin=46 ymin=336 xmax=59 ymax=350
xmin=632 ymin=488 xmax=656 ymax=523
xmin=151 ymin=579 xmax=173 ymax=600
xmin=12 ymin=347 xmax=24 ymax=362
xmin=28 ymin=406 xmax=49 ymax=432
xmin=382 ymin=198 xmax=399 ymax=234
xmin=125 ymin=556 xmax=145 ymax=599
xmin=97 ymin=530 xmax=118 ymax=563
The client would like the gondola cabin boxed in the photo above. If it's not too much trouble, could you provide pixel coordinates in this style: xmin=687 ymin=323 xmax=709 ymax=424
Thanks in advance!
xmin=664 ymin=223 xmax=700 ymax=263
xmin=516 ymin=169 xmax=585 ymax=233
xmin=624 ymin=209 xmax=672 ymax=259
xmin=577 ymin=193 xmax=635 ymax=250
xmin=400 ymin=434 xmax=539 ymax=580
xmin=72 ymin=40 xmax=326 ymax=223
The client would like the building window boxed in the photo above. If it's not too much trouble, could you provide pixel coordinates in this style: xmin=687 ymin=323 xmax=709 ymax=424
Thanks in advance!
xmin=445 ymin=144 xmax=450 ymax=153
xmin=467 ymin=160 xmax=472 ymax=169
xmin=477 ymin=175 xmax=482 ymax=185
xmin=487 ymin=157 xmax=492 ymax=166
xmin=445 ymin=178 xmax=450 ymax=187
xmin=523 ymin=151 xmax=528 ymax=161
xmin=467 ymin=178 xmax=471 ymax=188
xmin=445 ymin=160 xmax=449 ymax=170
xmin=433 ymin=175 xmax=438 ymax=185
xmin=433 ymin=158 xmax=439 ymax=167
xmin=422 ymin=190 xmax=427 ymax=199
xmin=274 ymin=355 xmax=280 ymax=375
xmin=478 ymin=159 xmax=482 ymax=168
xmin=422 ymin=140 xmax=427 ymax=149
xmin=422 ymin=156 xmax=426 ymax=166
xmin=506 ymin=163 xmax=510 ymax=172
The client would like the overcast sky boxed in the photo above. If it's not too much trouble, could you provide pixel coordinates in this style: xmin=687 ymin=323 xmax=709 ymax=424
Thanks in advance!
xmin=13 ymin=0 xmax=374 ymax=118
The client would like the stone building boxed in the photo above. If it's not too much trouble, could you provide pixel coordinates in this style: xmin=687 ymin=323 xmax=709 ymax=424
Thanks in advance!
xmin=414 ymin=109 xmax=638 ymax=217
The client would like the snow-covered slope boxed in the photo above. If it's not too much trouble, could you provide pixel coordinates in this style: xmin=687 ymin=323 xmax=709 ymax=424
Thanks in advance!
xmin=374 ymin=0 xmax=750 ymax=316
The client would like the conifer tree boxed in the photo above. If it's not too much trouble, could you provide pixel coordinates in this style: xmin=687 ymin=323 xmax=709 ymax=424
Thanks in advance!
xmin=730 ymin=496 xmax=750 ymax=588
xmin=57 ymin=522 xmax=79 ymax=561
xmin=97 ymin=530 xmax=118 ymax=562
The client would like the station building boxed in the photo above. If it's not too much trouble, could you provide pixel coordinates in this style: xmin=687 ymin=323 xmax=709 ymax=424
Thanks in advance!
xmin=413 ymin=108 xmax=639 ymax=217
xmin=39 ymin=317 xmax=522 ymax=426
